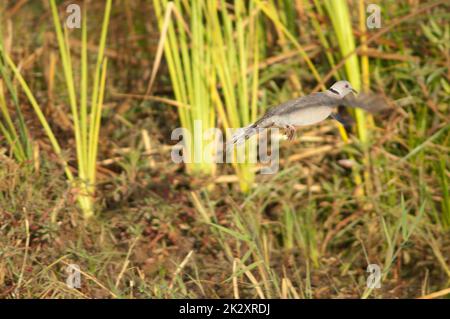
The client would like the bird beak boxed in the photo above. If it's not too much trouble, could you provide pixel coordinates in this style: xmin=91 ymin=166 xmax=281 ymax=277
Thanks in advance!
xmin=351 ymin=88 xmax=358 ymax=94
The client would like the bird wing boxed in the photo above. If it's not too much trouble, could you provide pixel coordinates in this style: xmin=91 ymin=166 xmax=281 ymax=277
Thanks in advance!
xmin=256 ymin=92 xmax=339 ymax=125
xmin=341 ymin=93 xmax=389 ymax=113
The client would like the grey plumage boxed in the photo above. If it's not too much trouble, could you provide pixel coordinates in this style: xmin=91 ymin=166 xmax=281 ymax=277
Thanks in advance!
xmin=229 ymin=80 xmax=388 ymax=145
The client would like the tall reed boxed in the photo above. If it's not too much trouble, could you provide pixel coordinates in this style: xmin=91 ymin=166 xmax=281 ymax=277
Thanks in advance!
xmin=50 ymin=0 xmax=111 ymax=217
xmin=153 ymin=0 xmax=268 ymax=192
xmin=0 ymin=0 xmax=112 ymax=218
xmin=0 ymin=36 xmax=32 ymax=162
xmin=153 ymin=0 xmax=217 ymax=176
xmin=323 ymin=0 xmax=370 ymax=144
xmin=320 ymin=0 xmax=372 ymax=194
xmin=206 ymin=0 xmax=262 ymax=192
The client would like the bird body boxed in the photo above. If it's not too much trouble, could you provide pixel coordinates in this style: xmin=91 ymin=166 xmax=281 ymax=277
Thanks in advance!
xmin=285 ymin=105 xmax=332 ymax=126
xmin=229 ymin=81 xmax=387 ymax=144
xmin=258 ymin=93 xmax=338 ymax=127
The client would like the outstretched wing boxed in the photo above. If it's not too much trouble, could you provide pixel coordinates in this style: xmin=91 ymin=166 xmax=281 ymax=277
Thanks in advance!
xmin=341 ymin=93 xmax=389 ymax=113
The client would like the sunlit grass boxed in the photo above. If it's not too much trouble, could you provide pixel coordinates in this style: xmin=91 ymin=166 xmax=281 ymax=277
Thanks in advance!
xmin=0 ymin=0 xmax=112 ymax=218
xmin=322 ymin=0 xmax=371 ymax=194
xmin=50 ymin=0 xmax=111 ymax=218
xmin=153 ymin=0 xmax=216 ymax=176
xmin=206 ymin=0 xmax=262 ymax=193
xmin=0 ymin=37 xmax=32 ymax=163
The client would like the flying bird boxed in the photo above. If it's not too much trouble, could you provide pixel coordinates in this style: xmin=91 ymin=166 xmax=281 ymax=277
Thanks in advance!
xmin=229 ymin=80 xmax=388 ymax=145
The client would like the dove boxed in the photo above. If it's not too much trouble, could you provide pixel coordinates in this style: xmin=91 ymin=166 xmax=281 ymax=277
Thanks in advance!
xmin=229 ymin=80 xmax=388 ymax=144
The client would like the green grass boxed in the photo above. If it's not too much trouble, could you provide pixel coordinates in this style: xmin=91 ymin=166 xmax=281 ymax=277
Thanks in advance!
xmin=153 ymin=0 xmax=217 ymax=176
xmin=49 ymin=0 xmax=112 ymax=218
xmin=0 ymin=34 xmax=32 ymax=163
xmin=0 ymin=0 xmax=112 ymax=218
xmin=206 ymin=0 xmax=262 ymax=193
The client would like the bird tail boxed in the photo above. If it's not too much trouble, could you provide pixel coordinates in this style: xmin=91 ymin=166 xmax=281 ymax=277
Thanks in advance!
xmin=227 ymin=123 xmax=258 ymax=146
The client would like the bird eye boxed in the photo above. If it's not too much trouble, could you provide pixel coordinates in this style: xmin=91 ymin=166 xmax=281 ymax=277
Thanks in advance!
xmin=345 ymin=85 xmax=349 ymax=88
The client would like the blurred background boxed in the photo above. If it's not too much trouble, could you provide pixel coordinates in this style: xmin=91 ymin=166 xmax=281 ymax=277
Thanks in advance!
xmin=0 ymin=0 xmax=449 ymax=298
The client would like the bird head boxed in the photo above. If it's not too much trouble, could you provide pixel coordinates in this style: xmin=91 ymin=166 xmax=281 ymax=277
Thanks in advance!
xmin=328 ymin=81 xmax=357 ymax=98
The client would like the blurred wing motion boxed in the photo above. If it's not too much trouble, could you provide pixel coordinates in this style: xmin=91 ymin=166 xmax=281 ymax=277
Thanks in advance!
xmin=342 ymin=93 xmax=390 ymax=113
